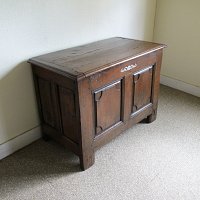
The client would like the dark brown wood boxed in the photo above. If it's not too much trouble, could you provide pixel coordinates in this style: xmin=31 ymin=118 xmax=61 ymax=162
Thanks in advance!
xmin=29 ymin=37 xmax=166 ymax=170
xmin=94 ymin=80 xmax=122 ymax=135
xmin=77 ymin=78 xmax=95 ymax=170
xmin=132 ymin=66 xmax=153 ymax=113
xmin=146 ymin=49 xmax=163 ymax=123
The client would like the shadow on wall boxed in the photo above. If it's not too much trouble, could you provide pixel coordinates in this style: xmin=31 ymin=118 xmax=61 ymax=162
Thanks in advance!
xmin=0 ymin=62 xmax=39 ymax=144
xmin=129 ymin=0 xmax=156 ymax=41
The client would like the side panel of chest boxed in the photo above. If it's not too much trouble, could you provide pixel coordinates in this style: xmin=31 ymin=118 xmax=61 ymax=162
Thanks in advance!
xmin=32 ymin=66 xmax=80 ymax=150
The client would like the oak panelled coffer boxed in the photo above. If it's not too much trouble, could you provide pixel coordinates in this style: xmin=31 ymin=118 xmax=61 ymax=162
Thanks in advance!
xmin=29 ymin=37 xmax=166 ymax=170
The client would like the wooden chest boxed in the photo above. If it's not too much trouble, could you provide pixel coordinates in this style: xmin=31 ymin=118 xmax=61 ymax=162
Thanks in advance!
xmin=29 ymin=37 xmax=166 ymax=170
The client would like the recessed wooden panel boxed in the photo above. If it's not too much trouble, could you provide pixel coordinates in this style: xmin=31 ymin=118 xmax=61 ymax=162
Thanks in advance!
xmin=132 ymin=66 xmax=153 ymax=113
xmin=58 ymin=87 xmax=78 ymax=143
xmin=38 ymin=78 xmax=59 ymax=129
xmin=94 ymin=80 xmax=122 ymax=136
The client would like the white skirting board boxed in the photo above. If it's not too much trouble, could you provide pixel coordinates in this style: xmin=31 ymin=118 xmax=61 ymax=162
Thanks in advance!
xmin=160 ymin=75 xmax=200 ymax=97
xmin=0 ymin=126 xmax=41 ymax=160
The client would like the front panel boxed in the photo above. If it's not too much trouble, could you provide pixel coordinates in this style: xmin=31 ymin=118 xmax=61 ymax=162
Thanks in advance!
xmin=94 ymin=80 xmax=122 ymax=136
xmin=132 ymin=66 xmax=153 ymax=114
xmin=91 ymin=54 xmax=156 ymax=139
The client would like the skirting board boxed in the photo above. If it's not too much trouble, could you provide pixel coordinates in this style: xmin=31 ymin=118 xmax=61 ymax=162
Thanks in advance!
xmin=0 ymin=126 xmax=41 ymax=160
xmin=160 ymin=75 xmax=200 ymax=97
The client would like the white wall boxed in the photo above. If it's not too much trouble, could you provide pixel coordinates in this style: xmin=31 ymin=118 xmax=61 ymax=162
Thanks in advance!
xmin=154 ymin=0 xmax=200 ymax=88
xmin=0 ymin=0 xmax=157 ymax=144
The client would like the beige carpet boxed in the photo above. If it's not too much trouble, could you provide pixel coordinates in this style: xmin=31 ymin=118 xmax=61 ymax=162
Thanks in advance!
xmin=0 ymin=85 xmax=200 ymax=200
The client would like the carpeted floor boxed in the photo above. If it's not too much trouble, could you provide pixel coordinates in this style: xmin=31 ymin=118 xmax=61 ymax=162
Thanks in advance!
xmin=0 ymin=85 xmax=200 ymax=200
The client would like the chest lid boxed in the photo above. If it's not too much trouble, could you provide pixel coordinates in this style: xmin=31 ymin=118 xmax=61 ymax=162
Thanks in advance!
xmin=28 ymin=37 xmax=166 ymax=79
